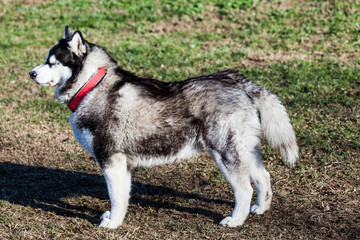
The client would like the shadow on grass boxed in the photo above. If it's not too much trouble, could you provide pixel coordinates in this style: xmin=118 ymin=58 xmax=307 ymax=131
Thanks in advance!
xmin=0 ymin=162 xmax=230 ymax=225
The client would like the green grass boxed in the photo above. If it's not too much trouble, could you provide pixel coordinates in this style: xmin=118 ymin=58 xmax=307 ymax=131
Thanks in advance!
xmin=0 ymin=0 xmax=359 ymax=239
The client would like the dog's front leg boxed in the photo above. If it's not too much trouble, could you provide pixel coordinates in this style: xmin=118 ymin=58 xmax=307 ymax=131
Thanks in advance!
xmin=99 ymin=153 xmax=131 ymax=229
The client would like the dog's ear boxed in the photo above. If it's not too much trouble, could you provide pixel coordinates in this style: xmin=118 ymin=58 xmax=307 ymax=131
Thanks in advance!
xmin=68 ymin=31 xmax=86 ymax=57
xmin=63 ymin=25 xmax=72 ymax=40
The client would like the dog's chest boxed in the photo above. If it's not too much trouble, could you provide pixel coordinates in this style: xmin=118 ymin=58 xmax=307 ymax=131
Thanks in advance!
xmin=69 ymin=114 xmax=95 ymax=157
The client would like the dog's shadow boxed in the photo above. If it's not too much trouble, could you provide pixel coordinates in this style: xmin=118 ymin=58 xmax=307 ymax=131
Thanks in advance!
xmin=0 ymin=162 xmax=231 ymax=225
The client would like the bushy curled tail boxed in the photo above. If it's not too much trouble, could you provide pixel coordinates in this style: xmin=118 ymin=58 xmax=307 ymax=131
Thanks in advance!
xmin=245 ymin=82 xmax=298 ymax=166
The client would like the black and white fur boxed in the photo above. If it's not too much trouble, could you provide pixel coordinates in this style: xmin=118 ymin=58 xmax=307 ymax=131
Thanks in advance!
xmin=29 ymin=26 xmax=298 ymax=229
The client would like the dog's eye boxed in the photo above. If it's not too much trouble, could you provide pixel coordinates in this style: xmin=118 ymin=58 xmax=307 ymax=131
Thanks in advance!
xmin=48 ymin=61 xmax=59 ymax=67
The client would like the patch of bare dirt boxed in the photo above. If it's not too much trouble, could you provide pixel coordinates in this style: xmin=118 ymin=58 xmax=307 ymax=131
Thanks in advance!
xmin=0 ymin=103 xmax=90 ymax=171
xmin=149 ymin=15 xmax=222 ymax=34
xmin=256 ymin=0 xmax=304 ymax=12
xmin=23 ymin=0 xmax=47 ymax=5
xmin=239 ymin=50 xmax=312 ymax=67
xmin=151 ymin=15 xmax=196 ymax=33
xmin=1 ymin=0 xmax=47 ymax=6
xmin=149 ymin=5 xmax=221 ymax=34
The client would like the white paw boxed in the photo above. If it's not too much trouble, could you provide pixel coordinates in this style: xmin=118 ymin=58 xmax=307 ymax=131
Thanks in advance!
xmin=250 ymin=204 xmax=266 ymax=215
xmin=100 ymin=211 xmax=110 ymax=220
xmin=219 ymin=216 xmax=244 ymax=227
xmin=99 ymin=211 xmax=122 ymax=229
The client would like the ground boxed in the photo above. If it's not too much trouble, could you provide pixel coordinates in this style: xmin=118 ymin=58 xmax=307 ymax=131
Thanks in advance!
xmin=0 ymin=0 xmax=359 ymax=239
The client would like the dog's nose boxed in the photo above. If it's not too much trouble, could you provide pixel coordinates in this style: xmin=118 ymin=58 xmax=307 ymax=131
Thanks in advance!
xmin=29 ymin=71 xmax=37 ymax=79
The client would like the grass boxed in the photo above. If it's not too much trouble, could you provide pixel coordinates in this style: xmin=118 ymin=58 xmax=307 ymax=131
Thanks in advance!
xmin=0 ymin=0 xmax=359 ymax=239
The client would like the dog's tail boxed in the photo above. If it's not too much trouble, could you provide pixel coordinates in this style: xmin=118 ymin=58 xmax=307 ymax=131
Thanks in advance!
xmin=245 ymin=82 xmax=298 ymax=167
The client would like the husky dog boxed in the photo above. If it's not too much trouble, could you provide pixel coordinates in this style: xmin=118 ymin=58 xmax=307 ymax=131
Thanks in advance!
xmin=29 ymin=26 xmax=298 ymax=229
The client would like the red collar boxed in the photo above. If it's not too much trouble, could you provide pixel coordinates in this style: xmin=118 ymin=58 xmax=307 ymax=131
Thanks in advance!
xmin=68 ymin=68 xmax=107 ymax=112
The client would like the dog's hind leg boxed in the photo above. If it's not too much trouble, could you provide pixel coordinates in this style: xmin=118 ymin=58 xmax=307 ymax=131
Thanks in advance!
xmin=99 ymin=153 xmax=131 ymax=229
xmin=210 ymin=150 xmax=254 ymax=228
xmin=249 ymin=146 xmax=273 ymax=215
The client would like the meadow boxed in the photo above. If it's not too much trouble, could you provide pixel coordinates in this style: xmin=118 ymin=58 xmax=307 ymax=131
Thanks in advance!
xmin=0 ymin=0 xmax=359 ymax=239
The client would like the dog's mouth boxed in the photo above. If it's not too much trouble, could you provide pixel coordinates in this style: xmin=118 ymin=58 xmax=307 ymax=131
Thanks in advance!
xmin=37 ymin=82 xmax=52 ymax=87
xmin=29 ymin=76 xmax=56 ymax=87
xmin=38 ymin=81 xmax=56 ymax=87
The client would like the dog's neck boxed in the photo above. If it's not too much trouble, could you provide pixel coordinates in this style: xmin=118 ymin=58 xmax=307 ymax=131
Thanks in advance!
xmin=55 ymin=46 xmax=116 ymax=105
xmin=67 ymin=67 xmax=107 ymax=112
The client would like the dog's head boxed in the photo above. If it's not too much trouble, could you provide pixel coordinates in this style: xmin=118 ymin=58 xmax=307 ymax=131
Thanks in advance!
xmin=29 ymin=26 xmax=87 ymax=87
